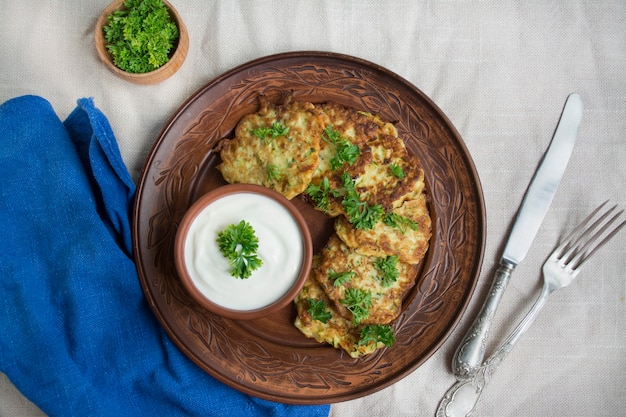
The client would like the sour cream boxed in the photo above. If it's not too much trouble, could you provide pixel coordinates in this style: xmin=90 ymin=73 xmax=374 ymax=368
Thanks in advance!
xmin=183 ymin=192 xmax=304 ymax=311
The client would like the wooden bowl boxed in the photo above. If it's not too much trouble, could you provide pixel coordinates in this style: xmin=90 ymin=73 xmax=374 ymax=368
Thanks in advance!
xmin=94 ymin=0 xmax=188 ymax=84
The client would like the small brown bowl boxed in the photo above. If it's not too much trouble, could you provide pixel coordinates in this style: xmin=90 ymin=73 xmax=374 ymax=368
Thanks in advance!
xmin=94 ymin=0 xmax=189 ymax=84
xmin=174 ymin=184 xmax=313 ymax=320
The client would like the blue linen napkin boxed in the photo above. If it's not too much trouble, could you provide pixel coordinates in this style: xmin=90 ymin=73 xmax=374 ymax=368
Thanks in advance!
xmin=0 ymin=95 xmax=331 ymax=417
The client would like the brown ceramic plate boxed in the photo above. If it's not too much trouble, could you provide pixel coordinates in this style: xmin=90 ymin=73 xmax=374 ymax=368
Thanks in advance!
xmin=132 ymin=51 xmax=485 ymax=404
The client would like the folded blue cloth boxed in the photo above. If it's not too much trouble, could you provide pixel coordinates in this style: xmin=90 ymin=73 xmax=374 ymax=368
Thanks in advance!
xmin=0 ymin=95 xmax=330 ymax=417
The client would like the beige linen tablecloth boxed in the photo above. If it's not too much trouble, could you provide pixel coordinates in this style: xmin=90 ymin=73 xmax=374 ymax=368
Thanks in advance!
xmin=1 ymin=1 xmax=624 ymax=416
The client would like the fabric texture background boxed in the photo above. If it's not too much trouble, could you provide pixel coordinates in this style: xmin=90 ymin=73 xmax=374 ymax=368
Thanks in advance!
xmin=0 ymin=1 xmax=624 ymax=416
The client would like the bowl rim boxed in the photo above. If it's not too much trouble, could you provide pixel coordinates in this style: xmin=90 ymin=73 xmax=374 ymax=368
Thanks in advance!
xmin=174 ymin=183 xmax=314 ymax=320
xmin=94 ymin=0 xmax=189 ymax=84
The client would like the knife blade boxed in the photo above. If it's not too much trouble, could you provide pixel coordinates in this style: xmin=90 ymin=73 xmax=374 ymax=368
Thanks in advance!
xmin=451 ymin=93 xmax=584 ymax=379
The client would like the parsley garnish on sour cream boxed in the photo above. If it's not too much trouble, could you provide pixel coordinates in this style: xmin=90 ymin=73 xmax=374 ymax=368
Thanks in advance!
xmin=216 ymin=220 xmax=263 ymax=279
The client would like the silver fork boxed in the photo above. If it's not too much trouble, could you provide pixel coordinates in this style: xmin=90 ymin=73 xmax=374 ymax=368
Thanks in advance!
xmin=436 ymin=201 xmax=626 ymax=417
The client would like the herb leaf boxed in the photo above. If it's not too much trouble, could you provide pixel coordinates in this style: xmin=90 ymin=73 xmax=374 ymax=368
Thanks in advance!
xmin=373 ymin=255 xmax=400 ymax=287
xmin=306 ymin=298 xmax=332 ymax=323
xmin=252 ymin=121 xmax=289 ymax=144
xmin=323 ymin=125 xmax=360 ymax=170
xmin=389 ymin=163 xmax=405 ymax=179
xmin=358 ymin=324 xmax=395 ymax=347
xmin=383 ymin=212 xmax=419 ymax=234
xmin=341 ymin=173 xmax=384 ymax=230
xmin=343 ymin=197 xmax=384 ymax=230
xmin=322 ymin=124 xmax=342 ymax=143
xmin=229 ymin=253 xmax=263 ymax=280
xmin=328 ymin=270 xmax=355 ymax=287
xmin=216 ymin=220 xmax=263 ymax=279
xmin=331 ymin=140 xmax=360 ymax=170
xmin=340 ymin=288 xmax=372 ymax=324
xmin=305 ymin=177 xmax=339 ymax=212
xmin=265 ymin=164 xmax=280 ymax=182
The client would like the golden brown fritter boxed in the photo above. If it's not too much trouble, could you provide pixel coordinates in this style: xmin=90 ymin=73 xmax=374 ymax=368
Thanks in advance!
xmin=294 ymin=266 xmax=387 ymax=358
xmin=306 ymin=107 xmax=425 ymax=221
xmin=306 ymin=103 xmax=399 ymax=216
xmin=335 ymin=191 xmax=432 ymax=264
xmin=313 ymin=235 xmax=418 ymax=325
xmin=216 ymin=96 xmax=325 ymax=199
xmin=345 ymin=134 xmax=426 ymax=212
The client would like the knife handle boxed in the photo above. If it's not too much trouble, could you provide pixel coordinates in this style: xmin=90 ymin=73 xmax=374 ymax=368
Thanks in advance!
xmin=451 ymin=261 xmax=515 ymax=379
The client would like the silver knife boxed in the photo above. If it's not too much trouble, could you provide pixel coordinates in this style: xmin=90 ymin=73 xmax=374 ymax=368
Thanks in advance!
xmin=451 ymin=93 xmax=584 ymax=379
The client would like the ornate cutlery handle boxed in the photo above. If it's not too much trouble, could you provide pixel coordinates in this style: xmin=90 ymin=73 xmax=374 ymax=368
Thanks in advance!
xmin=438 ymin=283 xmax=551 ymax=417
xmin=451 ymin=261 xmax=515 ymax=379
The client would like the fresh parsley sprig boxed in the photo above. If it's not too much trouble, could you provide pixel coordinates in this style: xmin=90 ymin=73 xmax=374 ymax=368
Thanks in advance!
xmin=323 ymin=125 xmax=360 ymax=171
xmin=322 ymin=124 xmax=342 ymax=143
xmin=332 ymin=141 xmax=360 ymax=171
xmin=251 ymin=121 xmax=289 ymax=144
xmin=305 ymin=177 xmax=339 ymax=212
xmin=343 ymin=197 xmax=384 ymax=230
xmin=328 ymin=270 xmax=355 ymax=287
xmin=358 ymin=324 xmax=395 ymax=347
xmin=216 ymin=220 xmax=263 ymax=279
xmin=389 ymin=163 xmax=405 ymax=179
xmin=340 ymin=288 xmax=372 ymax=324
xmin=103 ymin=0 xmax=179 ymax=74
xmin=373 ymin=255 xmax=400 ymax=287
xmin=341 ymin=173 xmax=384 ymax=230
xmin=306 ymin=298 xmax=332 ymax=323
xmin=383 ymin=212 xmax=419 ymax=234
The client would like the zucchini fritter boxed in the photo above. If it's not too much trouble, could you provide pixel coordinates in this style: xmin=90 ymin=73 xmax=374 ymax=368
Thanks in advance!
xmin=217 ymin=96 xmax=325 ymax=199
xmin=307 ymin=103 xmax=399 ymax=217
xmin=344 ymin=133 xmax=426 ymax=212
xmin=314 ymin=235 xmax=418 ymax=325
xmin=294 ymin=269 xmax=388 ymax=358
xmin=335 ymin=192 xmax=432 ymax=264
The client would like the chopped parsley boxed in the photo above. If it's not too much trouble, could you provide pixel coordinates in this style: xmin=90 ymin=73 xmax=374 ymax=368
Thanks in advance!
xmin=341 ymin=173 xmax=384 ymax=230
xmin=103 ymin=0 xmax=179 ymax=74
xmin=358 ymin=324 xmax=395 ymax=347
xmin=322 ymin=124 xmax=342 ymax=143
xmin=389 ymin=163 xmax=405 ymax=179
xmin=323 ymin=125 xmax=360 ymax=171
xmin=305 ymin=177 xmax=339 ymax=212
xmin=265 ymin=164 xmax=280 ymax=182
xmin=328 ymin=270 xmax=355 ymax=287
xmin=373 ymin=255 xmax=400 ymax=287
xmin=306 ymin=298 xmax=332 ymax=323
xmin=383 ymin=212 xmax=419 ymax=234
xmin=251 ymin=121 xmax=289 ymax=144
xmin=216 ymin=220 xmax=263 ymax=279
xmin=332 ymin=141 xmax=360 ymax=170
xmin=340 ymin=288 xmax=372 ymax=324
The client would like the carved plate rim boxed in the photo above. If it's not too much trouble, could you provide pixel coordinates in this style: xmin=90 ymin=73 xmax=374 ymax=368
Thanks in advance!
xmin=132 ymin=51 xmax=486 ymax=404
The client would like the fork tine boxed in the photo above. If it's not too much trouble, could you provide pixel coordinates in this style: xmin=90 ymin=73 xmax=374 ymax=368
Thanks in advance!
xmin=562 ymin=202 xmax=617 ymax=255
xmin=559 ymin=201 xmax=626 ymax=270
xmin=556 ymin=201 xmax=609 ymax=256
xmin=571 ymin=213 xmax=626 ymax=269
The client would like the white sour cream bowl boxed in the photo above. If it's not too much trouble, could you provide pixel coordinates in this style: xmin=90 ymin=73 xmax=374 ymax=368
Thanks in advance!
xmin=174 ymin=184 xmax=313 ymax=320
